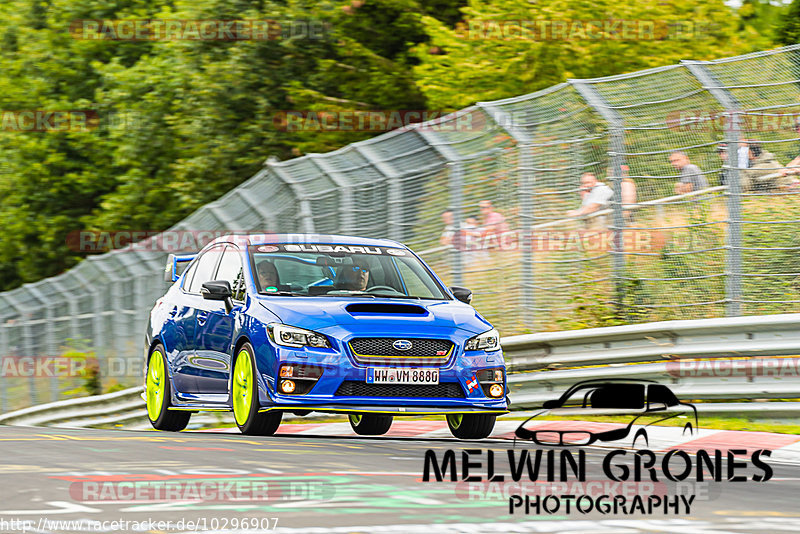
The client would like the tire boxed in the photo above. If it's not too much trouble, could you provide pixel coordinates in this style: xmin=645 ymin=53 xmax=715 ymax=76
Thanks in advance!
xmin=348 ymin=413 xmax=393 ymax=435
xmin=146 ymin=344 xmax=191 ymax=431
xmin=232 ymin=343 xmax=282 ymax=436
xmin=446 ymin=413 xmax=495 ymax=440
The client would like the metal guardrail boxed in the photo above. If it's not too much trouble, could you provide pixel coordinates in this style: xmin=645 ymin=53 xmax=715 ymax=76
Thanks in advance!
xmin=3 ymin=313 xmax=800 ymax=427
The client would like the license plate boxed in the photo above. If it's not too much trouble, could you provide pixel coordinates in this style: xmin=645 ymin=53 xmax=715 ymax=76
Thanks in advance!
xmin=366 ymin=368 xmax=439 ymax=385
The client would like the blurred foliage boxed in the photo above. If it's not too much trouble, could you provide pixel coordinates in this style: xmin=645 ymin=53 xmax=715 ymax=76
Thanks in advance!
xmin=412 ymin=0 xmax=777 ymax=109
xmin=61 ymin=348 xmax=101 ymax=396
xmin=0 ymin=0 xmax=790 ymax=293
xmin=778 ymin=0 xmax=800 ymax=45
xmin=0 ymin=0 xmax=437 ymax=289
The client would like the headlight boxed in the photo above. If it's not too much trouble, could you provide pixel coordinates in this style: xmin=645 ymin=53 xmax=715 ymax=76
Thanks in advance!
xmin=465 ymin=328 xmax=500 ymax=351
xmin=267 ymin=323 xmax=331 ymax=348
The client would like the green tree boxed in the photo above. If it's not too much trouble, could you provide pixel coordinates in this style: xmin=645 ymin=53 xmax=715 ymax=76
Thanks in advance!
xmin=0 ymin=0 xmax=436 ymax=289
xmin=412 ymin=0 xmax=764 ymax=110
xmin=778 ymin=0 xmax=800 ymax=44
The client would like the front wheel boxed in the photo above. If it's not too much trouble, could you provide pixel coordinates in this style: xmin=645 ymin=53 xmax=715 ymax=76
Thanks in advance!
xmin=446 ymin=413 xmax=495 ymax=439
xmin=146 ymin=344 xmax=190 ymax=431
xmin=231 ymin=343 xmax=282 ymax=435
xmin=348 ymin=413 xmax=393 ymax=435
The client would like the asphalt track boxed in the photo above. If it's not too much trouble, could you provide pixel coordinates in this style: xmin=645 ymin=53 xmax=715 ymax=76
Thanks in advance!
xmin=1 ymin=423 xmax=800 ymax=533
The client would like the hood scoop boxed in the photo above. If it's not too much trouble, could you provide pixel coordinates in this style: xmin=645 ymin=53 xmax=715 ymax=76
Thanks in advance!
xmin=345 ymin=303 xmax=428 ymax=316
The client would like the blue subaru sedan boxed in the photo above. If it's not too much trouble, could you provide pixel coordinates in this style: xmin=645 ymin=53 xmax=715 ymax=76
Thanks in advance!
xmin=144 ymin=234 xmax=508 ymax=439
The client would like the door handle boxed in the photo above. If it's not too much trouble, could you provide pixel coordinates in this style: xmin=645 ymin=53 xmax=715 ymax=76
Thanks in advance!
xmin=197 ymin=311 xmax=209 ymax=326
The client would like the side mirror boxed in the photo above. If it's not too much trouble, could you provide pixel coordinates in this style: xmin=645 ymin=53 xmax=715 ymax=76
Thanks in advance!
xmin=542 ymin=399 xmax=560 ymax=409
xmin=201 ymin=280 xmax=233 ymax=312
xmin=449 ymin=286 xmax=473 ymax=304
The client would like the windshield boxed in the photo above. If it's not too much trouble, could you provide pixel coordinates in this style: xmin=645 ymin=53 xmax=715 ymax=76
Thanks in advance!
xmin=249 ymin=243 xmax=448 ymax=299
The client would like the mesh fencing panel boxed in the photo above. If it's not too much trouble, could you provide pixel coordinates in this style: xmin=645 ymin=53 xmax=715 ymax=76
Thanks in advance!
xmin=2 ymin=46 xmax=800 ymax=411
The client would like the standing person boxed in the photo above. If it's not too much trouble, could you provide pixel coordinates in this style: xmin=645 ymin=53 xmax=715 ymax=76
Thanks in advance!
xmin=779 ymin=120 xmax=800 ymax=179
xmin=717 ymin=141 xmax=750 ymax=187
xmin=669 ymin=151 xmax=708 ymax=194
xmin=741 ymin=143 xmax=787 ymax=191
xmin=478 ymin=200 xmax=509 ymax=235
xmin=439 ymin=210 xmax=456 ymax=247
xmin=616 ymin=164 xmax=637 ymax=224
xmin=567 ymin=172 xmax=613 ymax=224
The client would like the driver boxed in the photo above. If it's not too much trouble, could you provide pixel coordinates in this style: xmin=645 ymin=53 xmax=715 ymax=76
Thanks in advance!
xmin=338 ymin=263 xmax=370 ymax=291
xmin=256 ymin=260 xmax=279 ymax=291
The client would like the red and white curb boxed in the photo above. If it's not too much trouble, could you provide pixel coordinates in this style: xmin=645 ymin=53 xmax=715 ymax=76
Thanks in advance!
xmin=196 ymin=419 xmax=800 ymax=461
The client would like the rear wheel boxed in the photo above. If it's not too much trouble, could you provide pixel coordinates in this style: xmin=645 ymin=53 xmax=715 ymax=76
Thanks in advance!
xmin=146 ymin=344 xmax=190 ymax=431
xmin=232 ymin=343 xmax=282 ymax=435
xmin=446 ymin=413 xmax=495 ymax=439
xmin=348 ymin=413 xmax=393 ymax=435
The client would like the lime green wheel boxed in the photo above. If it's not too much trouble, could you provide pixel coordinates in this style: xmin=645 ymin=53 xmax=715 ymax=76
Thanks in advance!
xmin=348 ymin=413 xmax=393 ymax=435
xmin=231 ymin=343 xmax=282 ymax=435
xmin=446 ymin=413 xmax=495 ymax=440
xmin=146 ymin=344 xmax=190 ymax=431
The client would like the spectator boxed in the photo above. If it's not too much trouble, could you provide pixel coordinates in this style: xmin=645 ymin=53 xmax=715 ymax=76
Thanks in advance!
xmin=718 ymin=141 xmax=753 ymax=187
xmin=669 ymin=151 xmax=708 ymax=194
xmin=439 ymin=210 xmax=455 ymax=247
xmin=717 ymin=143 xmax=732 ymax=187
xmin=479 ymin=200 xmax=509 ymax=235
xmin=567 ymin=172 xmax=613 ymax=219
xmin=461 ymin=216 xmax=488 ymax=265
xmin=618 ymin=164 xmax=637 ymax=224
xmin=741 ymin=143 xmax=787 ymax=191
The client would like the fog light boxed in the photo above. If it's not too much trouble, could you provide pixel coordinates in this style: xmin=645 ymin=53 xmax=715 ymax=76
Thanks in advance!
xmin=489 ymin=383 xmax=504 ymax=398
xmin=280 ymin=380 xmax=296 ymax=393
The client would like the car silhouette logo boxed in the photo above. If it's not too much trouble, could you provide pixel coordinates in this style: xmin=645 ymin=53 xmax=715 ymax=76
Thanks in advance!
xmin=393 ymin=340 xmax=413 ymax=351
xmin=514 ymin=379 xmax=698 ymax=449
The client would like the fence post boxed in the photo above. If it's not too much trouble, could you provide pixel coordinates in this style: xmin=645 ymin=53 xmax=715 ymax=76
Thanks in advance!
xmin=477 ymin=103 xmax=536 ymax=329
xmin=0 ymin=318 xmax=6 ymax=413
xmin=354 ymin=144 xmax=404 ymax=241
xmin=414 ymin=127 xmax=466 ymax=286
xmin=26 ymin=285 xmax=58 ymax=402
xmin=267 ymin=164 xmax=317 ymax=234
xmin=309 ymin=155 xmax=354 ymax=234
xmin=570 ymin=81 xmax=626 ymax=315
xmin=683 ymin=61 xmax=743 ymax=317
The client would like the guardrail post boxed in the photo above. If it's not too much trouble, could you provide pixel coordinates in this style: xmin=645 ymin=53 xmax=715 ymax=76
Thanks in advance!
xmin=683 ymin=61 xmax=743 ymax=317
xmin=570 ymin=81 xmax=626 ymax=316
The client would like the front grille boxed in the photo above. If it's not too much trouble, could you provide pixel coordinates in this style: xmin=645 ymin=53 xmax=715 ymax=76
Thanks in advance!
xmin=349 ymin=338 xmax=453 ymax=365
xmin=335 ymin=381 xmax=465 ymax=398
